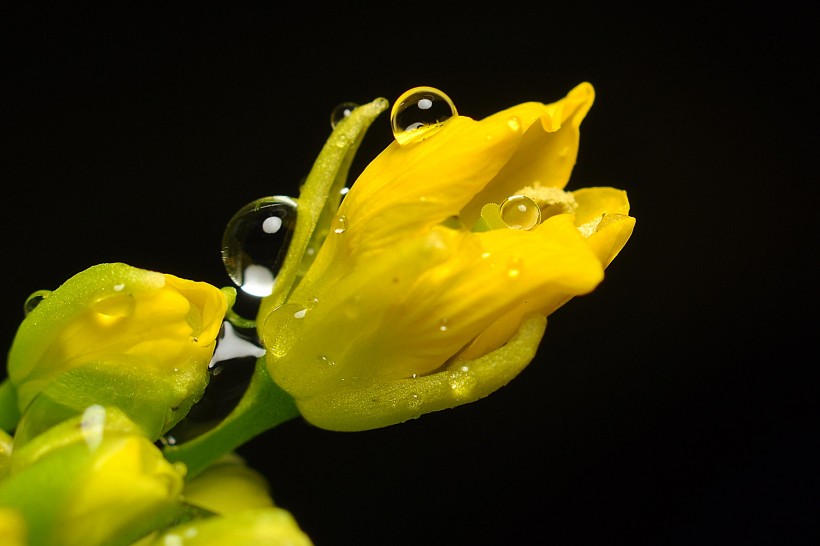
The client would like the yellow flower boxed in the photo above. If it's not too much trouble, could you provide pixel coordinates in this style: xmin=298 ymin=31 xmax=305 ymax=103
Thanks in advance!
xmin=7 ymin=263 xmax=228 ymax=441
xmin=262 ymin=83 xmax=634 ymax=431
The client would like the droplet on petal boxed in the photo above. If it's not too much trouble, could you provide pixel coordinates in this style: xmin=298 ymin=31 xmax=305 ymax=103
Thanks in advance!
xmin=91 ymin=293 xmax=136 ymax=318
xmin=391 ymin=86 xmax=457 ymax=145
xmin=507 ymin=256 xmax=523 ymax=279
xmin=222 ymin=196 xmax=298 ymax=297
xmin=317 ymin=355 xmax=335 ymax=366
xmin=332 ymin=214 xmax=348 ymax=234
xmin=330 ymin=102 xmax=359 ymax=128
xmin=500 ymin=195 xmax=541 ymax=230
xmin=23 ymin=289 xmax=52 ymax=316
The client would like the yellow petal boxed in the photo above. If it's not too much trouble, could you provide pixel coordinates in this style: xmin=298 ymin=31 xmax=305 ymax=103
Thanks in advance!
xmin=573 ymin=187 xmax=636 ymax=267
xmin=460 ymin=82 xmax=595 ymax=225
xmin=267 ymin=216 xmax=602 ymax=402
xmin=322 ymin=82 xmax=595 ymax=260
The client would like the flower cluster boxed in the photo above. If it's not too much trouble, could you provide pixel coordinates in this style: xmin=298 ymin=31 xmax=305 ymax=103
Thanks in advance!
xmin=0 ymin=83 xmax=632 ymax=545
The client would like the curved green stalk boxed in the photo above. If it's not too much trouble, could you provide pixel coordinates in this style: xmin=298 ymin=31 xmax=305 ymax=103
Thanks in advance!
xmin=164 ymin=98 xmax=389 ymax=478
xmin=163 ymin=362 xmax=298 ymax=479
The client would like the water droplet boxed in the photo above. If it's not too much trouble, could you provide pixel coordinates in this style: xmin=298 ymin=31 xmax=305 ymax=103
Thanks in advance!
xmin=507 ymin=116 xmax=521 ymax=132
xmin=293 ymin=308 xmax=307 ymax=319
xmin=209 ymin=321 xmax=266 ymax=368
xmin=500 ymin=195 xmax=541 ymax=230
xmin=438 ymin=318 xmax=449 ymax=332
xmin=391 ymin=86 xmax=458 ymax=145
xmin=81 ymin=404 xmax=106 ymax=451
xmin=407 ymin=392 xmax=422 ymax=412
xmin=332 ymin=214 xmax=347 ymax=234
xmin=317 ymin=355 xmax=335 ymax=366
xmin=158 ymin=434 xmax=177 ymax=447
xmin=91 ymin=293 xmax=136 ymax=318
xmin=449 ymin=368 xmax=478 ymax=400
xmin=330 ymin=102 xmax=359 ymax=128
xmin=508 ymin=257 xmax=523 ymax=279
xmin=23 ymin=289 xmax=51 ymax=316
xmin=222 ymin=196 xmax=298 ymax=297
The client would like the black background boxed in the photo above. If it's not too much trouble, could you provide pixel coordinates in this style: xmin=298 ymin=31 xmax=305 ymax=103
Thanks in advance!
xmin=2 ymin=5 xmax=816 ymax=545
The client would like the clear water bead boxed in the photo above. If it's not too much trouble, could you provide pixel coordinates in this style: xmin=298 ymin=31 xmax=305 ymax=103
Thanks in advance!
xmin=222 ymin=196 xmax=298 ymax=297
xmin=500 ymin=195 xmax=541 ymax=230
xmin=330 ymin=102 xmax=359 ymax=128
xmin=390 ymin=86 xmax=457 ymax=145
xmin=332 ymin=214 xmax=347 ymax=234
xmin=23 ymin=289 xmax=51 ymax=316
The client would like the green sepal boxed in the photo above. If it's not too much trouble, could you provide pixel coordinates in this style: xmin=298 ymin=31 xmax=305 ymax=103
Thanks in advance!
xmin=163 ymin=360 xmax=299 ymax=480
xmin=294 ymin=313 xmax=547 ymax=431
xmin=258 ymin=97 xmax=389 ymax=320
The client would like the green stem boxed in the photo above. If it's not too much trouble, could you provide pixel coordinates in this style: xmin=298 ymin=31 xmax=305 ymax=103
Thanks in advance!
xmin=163 ymin=362 xmax=300 ymax=479
xmin=0 ymin=379 xmax=20 ymax=433
xmin=257 ymin=97 xmax=389 ymax=320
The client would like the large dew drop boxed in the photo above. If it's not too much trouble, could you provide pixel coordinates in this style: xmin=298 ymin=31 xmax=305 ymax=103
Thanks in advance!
xmin=390 ymin=86 xmax=457 ymax=145
xmin=500 ymin=195 xmax=541 ymax=230
xmin=222 ymin=196 xmax=298 ymax=297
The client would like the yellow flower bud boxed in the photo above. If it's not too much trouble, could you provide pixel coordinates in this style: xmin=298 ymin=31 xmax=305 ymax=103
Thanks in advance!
xmin=0 ymin=411 xmax=186 ymax=546
xmin=182 ymin=453 xmax=274 ymax=514
xmin=145 ymin=508 xmax=313 ymax=546
xmin=131 ymin=453 xmax=310 ymax=546
xmin=7 ymin=263 xmax=227 ymax=440
xmin=261 ymin=84 xmax=634 ymax=430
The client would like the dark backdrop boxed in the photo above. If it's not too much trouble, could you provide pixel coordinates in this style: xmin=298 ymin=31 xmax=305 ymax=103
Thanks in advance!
xmin=2 ymin=5 xmax=815 ymax=545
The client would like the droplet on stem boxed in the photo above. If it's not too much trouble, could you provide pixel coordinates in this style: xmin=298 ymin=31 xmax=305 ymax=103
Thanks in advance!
xmin=330 ymin=102 xmax=359 ymax=128
xmin=390 ymin=86 xmax=457 ymax=145
xmin=23 ymin=289 xmax=52 ymax=316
